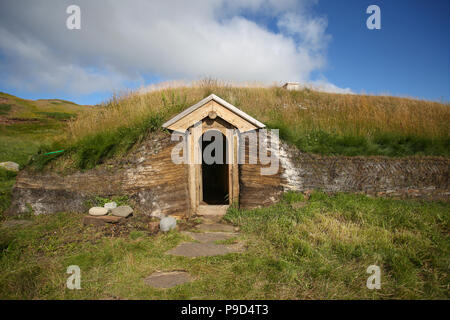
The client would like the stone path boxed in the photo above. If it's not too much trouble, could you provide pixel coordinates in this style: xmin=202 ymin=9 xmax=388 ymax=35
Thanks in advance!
xmin=167 ymin=219 xmax=241 ymax=258
xmin=182 ymin=231 xmax=238 ymax=243
xmin=144 ymin=271 xmax=192 ymax=289
xmin=166 ymin=242 xmax=238 ymax=257
xmin=195 ymin=223 xmax=237 ymax=233
xmin=145 ymin=218 xmax=242 ymax=289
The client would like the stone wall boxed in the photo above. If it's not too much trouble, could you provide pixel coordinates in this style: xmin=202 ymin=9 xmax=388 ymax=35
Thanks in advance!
xmin=7 ymin=134 xmax=449 ymax=217
xmin=279 ymin=143 xmax=449 ymax=201
xmin=7 ymin=132 xmax=191 ymax=218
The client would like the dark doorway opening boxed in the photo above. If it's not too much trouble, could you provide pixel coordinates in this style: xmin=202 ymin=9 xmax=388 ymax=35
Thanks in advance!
xmin=201 ymin=131 xmax=229 ymax=205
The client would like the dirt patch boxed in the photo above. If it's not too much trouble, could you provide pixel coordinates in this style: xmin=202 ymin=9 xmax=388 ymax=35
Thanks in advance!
xmin=0 ymin=116 xmax=41 ymax=125
xmin=83 ymin=215 xmax=200 ymax=238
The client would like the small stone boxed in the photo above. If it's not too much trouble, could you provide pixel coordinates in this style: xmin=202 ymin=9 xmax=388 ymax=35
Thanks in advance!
xmin=160 ymin=216 xmax=177 ymax=232
xmin=111 ymin=205 xmax=133 ymax=218
xmin=104 ymin=202 xmax=117 ymax=211
xmin=0 ymin=161 xmax=19 ymax=172
xmin=89 ymin=207 xmax=108 ymax=216
xmin=149 ymin=221 xmax=159 ymax=233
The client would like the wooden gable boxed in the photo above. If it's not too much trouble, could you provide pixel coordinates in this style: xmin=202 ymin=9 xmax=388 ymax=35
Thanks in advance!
xmin=162 ymin=94 xmax=265 ymax=132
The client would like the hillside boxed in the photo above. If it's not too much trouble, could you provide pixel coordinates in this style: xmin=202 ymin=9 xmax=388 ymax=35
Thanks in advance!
xmin=0 ymin=92 xmax=92 ymax=166
xmin=0 ymin=92 xmax=90 ymax=123
xmin=30 ymin=82 xmax=450 ymax=172
xmin=0 ymin=92 xmax=93 ymax=216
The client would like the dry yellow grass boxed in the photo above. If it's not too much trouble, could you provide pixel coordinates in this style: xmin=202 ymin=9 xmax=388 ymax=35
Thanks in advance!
xmin=67 ymin=80 xmax=449 ymax=143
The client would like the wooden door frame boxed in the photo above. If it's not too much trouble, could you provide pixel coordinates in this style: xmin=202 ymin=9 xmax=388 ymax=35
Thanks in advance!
xmin=187 ymin=123 xmax=239 ymax=217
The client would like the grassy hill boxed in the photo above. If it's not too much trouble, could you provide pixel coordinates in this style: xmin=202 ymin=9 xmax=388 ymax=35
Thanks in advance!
xmin=32 ymin=82 xmax=449 ymax=171
xmin=0 ymin=91 xmax=92 ymax=166
xmin=0 ymin=92 xmax=93 ymax=216
xmin=0 ymin=92 xmax=89 ymax=123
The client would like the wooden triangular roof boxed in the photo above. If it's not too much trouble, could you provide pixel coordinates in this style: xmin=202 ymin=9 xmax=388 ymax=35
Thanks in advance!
xmin=162 ymin=94 xmax=265 ymax=132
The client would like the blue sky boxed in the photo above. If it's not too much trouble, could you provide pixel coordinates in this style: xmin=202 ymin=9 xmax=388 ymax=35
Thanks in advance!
xmin=314 ymin=0 xmax=450 ymax=102
xmin=0 ymin=0 xmax=448 ymax=105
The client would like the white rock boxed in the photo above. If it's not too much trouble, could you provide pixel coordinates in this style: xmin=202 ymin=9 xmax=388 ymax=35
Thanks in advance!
xmin=160 ymin=216 xmax=177 ymax=232
xmin=89 ymin=207 xmax=108 ymax=216
xmin=104 ymin=202 xmax=117 ymax=211
xmin=0 ymin=161 xmax=19 ymax=172
xmin=111 ymin=205 xmax=133 ymax=218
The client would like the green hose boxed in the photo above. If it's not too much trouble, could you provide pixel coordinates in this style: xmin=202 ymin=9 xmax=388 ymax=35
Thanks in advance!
xmin=43 ymin=150 xmax=65 ymax=155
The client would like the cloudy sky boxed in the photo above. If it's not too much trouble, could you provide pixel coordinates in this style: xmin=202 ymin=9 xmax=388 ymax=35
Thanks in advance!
xmin=0 ymin=0 xmax=449 ymax=104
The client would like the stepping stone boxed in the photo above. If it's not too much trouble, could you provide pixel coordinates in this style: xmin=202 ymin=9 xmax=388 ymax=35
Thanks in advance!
xmin=83 ymin=215 xmax=123 ymax=226
xmin=199 ymin=215 xmax=223 ymax=223
xmin=197 ymin=205 xmax=229 ymax=216
xmin=166 ymin=242 xmax=239 ymax=257
xmin=182 ymin=231 xmax=238 ymax=243
xmin=144 ymin=271 xmax=191 ymax=289
xmin=195 ymin=223 xmax=236 ymax=233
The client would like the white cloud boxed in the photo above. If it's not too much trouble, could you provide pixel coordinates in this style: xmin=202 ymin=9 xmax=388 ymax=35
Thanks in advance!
xmin=0 ymin=0 xmax=351 ymax=95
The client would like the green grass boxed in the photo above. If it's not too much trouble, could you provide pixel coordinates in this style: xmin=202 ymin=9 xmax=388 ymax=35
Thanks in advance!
xmin=0 ymin=120 xmax=68 ymax=218
xmin=0 ymin=192 xmax=448 ymax=299
xmin=224 ymin=192 xmax=450 ymax=299
xmin=0 ymin=122 xmax=64 ymax=167
xmin=267 ymin=120 xmax=450 ymax=157
xmin=36 ymin=112 xmax=77 ymax=121
xmin=0 ymin=169 xmax=17 ymax=219
xmin=0 ymin=104 xmax=12 ymax=115
xmin=31 ymin=113 xmax=165 ymax=170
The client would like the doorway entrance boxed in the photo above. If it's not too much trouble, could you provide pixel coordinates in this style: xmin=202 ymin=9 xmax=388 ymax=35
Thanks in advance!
xmin=200 ymin=131 xmax=229 ymax=205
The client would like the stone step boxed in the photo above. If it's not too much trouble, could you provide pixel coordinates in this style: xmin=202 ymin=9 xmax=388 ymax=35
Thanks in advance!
xmin=197 ymin=205 xmax=229 ymax=216
xmin=182 ymin=231 xmax=239 ymax=243
xmin=199 ymin=215 xmax=224 ymax=224
xmin=195 ymin=223 xmax=237 ymax=233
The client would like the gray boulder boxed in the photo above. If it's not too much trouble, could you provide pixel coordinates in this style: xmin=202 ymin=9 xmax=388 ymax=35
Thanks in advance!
xmin=160 ymin=216 xmax=177 ymax=232
xmin=89 ymin=207 xmax=108 ymax=216
xmin=0 ymin=161 xmax=19 ymax=172
xmin=111 ymin=205 xmax=133 ymax=218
